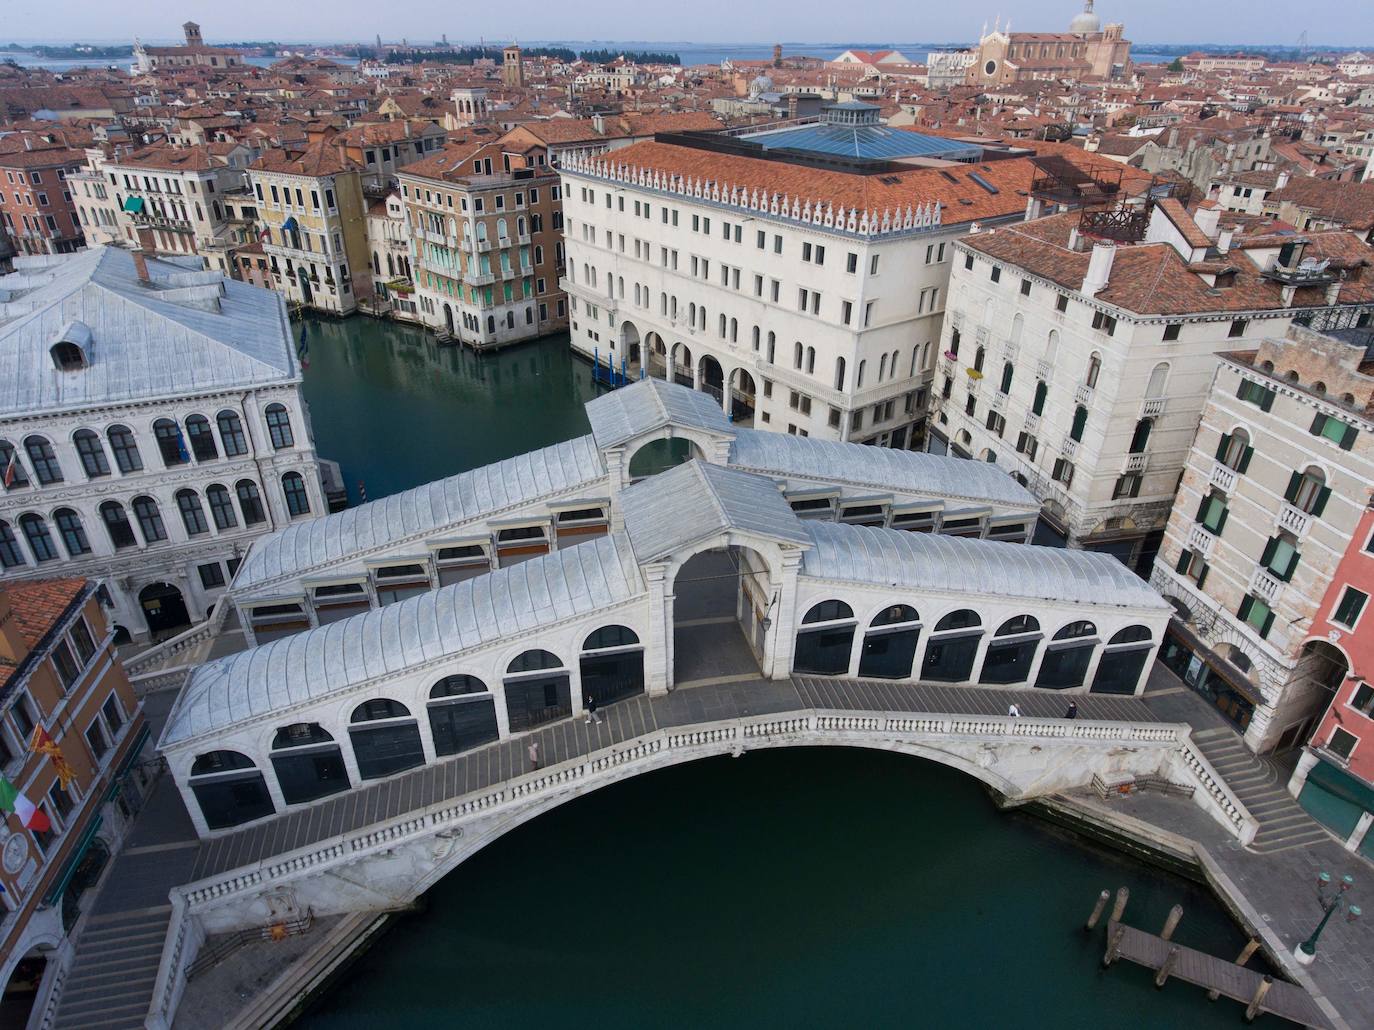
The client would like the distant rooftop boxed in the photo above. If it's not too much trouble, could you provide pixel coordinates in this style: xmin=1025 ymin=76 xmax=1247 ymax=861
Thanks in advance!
xmin=739 ymin=105 xmax=982 ymax=163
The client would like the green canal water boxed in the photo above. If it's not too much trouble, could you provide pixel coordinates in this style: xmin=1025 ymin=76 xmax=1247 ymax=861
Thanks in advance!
xmin=297 ymin=319 xmax=1285 ymax=1029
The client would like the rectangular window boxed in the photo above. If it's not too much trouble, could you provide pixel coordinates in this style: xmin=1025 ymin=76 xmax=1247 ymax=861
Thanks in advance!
xmin=199 ymin=562 xmax=226 ymax=589
xmin=1163 ymin=323 xmax=1181 ymax=341
xmin=963 ymin=253 xmax=974 ymax=271
xmin=1020 ymin=278 xmax=1031 ymax=296
xmin=1333 ymin=586 xmax=1368 ymax=629
xmin=1228 ymin=318 xmax=1249 ymax=338
xmin=1197 ymin=494 xmax=1228 ymax=534
xmin=1055 ymin=294 xmax=1068 ymax=313
xmin=1236 ymin=378 xmax=1275 ymax=411
xmin=1311 ymin=412 xmax=1358 ymax=450
xmin=1112 ymin=473 xmax=1142 ymax=499
xmin=990 ymin=265 xmax=1001 ymax=283
xmin=846 ymin=252 xmax=858 ymax=273
xmin=773 ymin=235 xmax=782 ymax=254
xmin=1238 ymin=594 xmax=1275 ymax=638
xmin=1328 ymin=726 xmax=1359 ymax=760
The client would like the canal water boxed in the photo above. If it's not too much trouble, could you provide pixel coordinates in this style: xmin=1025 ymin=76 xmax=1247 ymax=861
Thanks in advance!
xmin=296 ymin=319 xmax=1284 ymax=1028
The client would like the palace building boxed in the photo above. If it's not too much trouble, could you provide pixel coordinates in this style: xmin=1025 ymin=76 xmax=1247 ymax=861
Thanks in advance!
xmin=160 ymin=378 xmax=1171 ymax=835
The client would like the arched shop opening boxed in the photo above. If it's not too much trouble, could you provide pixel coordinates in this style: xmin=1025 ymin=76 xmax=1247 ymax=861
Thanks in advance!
xmin=139 ymin=581 xmax=190 ymax=638
xmin=270 ymin=722 xmax=351 ymax=804
xmin=579 ymin=626 xmax=646 ymax=707
xmin=1091 ymin=626 xmax=1155 ymax=695
xmin=427 ymin=675 xmax=500 ymax=757
xmin=793 ymin=600 xmax=857 ymax=676
xmin=504 ymin=650 xmax=572 ymax=732
xmin=858 ymin=605 xmax=922 ymax=679
xmin=627 ymin=437 xmax=699 ymax=480
xmin=188 ymin=750 xmax=275 ymax=829
xmin=698 ymin=355 xmax=725 ymax=406
xmin=1036 ymin=621 xmax=1099 ymax=690
xmin=349 ymin=699 xmax=425 ymax=781
xmin=921 ymin=610 xmax=984 ymax=682
xmin=979 ymin=616 xmax=1041 ymax=685
xmin=728 ymin=368 xmax=757 ymax=426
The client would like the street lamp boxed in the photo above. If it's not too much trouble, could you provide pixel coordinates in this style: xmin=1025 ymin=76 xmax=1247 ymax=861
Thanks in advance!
xmin=1293 ymin=872 xmax=1361 ymax=966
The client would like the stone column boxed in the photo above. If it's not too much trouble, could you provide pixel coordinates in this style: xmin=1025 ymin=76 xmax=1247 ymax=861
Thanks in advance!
xmin=1289 ymin=747 xmax=1320 ymax=799
xmin=645 ymin=564 xmax=672 ymax=695
xmin=337 ymin=733 xmax=365 ymax=790
xmin=762 ymin=550 xmax=803 ymax=680
xmin=491 ymin=682 xmax=512 ymax=739
xmin=1080 ymin=644 xmax=1106 ymax=695
xmin=1345 ymin=811 xmax=1373 ymax=853
xmin=606 ymin=450 xmax=626 ymax=533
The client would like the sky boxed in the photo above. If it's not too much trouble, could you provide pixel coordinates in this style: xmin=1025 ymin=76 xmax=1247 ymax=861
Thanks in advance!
xmin=2 ymin=0 xmax=1371 ymax=48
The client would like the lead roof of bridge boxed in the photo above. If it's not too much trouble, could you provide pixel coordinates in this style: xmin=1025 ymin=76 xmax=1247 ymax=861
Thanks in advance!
xmin=801 ymin=521 xmax=1172 ymax=612
xmin=162 ymin=532 xmax=644 ymax=746
xmin=584 ymin=376 xmax=735 ymax=450
xmin=0 ymin=246 xmax=297 ymax=415
xmin=231 ymin=434 xmax=609 ymax=598
xmin=727 ymin=429 xmax=1038 ymax=511
xmin=620 ymin=460 xmax=812 ymax=563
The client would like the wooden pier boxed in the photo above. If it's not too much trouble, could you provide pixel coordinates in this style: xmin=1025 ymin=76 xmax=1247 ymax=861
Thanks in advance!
xmin=1104 ymin=920 xmax=1330 ymax=1028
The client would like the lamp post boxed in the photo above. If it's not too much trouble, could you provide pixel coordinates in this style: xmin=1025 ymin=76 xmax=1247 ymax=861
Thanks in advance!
xmin=1293 ymin=872 xmax=1360 ymax=966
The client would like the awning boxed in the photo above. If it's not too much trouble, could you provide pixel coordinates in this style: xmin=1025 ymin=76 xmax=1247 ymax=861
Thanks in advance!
xmin=122 ymin=196 xmax=145 ymax=214
xmin=1166 ymin=620 xmax=1264 ymax=706
xmin=1308 ymin=756 xmax=1374 ymax=813
xmin=42 ymin=813 xmax=103 ymax=907
xmin=281 ymin=216 xmax=298 ymax=232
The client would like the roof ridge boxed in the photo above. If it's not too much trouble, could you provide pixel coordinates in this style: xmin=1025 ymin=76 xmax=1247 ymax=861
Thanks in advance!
xmin=691 ymin=459 xmax=729 ymax=530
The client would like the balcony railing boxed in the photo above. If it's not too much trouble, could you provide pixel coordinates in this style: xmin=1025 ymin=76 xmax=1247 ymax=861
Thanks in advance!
xmin=1186 ymin=523 xmax=1215 ymax=557
xmin=1209 ymin=462 xmax=1237 ymax=493
xmin=1250 ymin=568 xmax=1282 ymax=603
xmin=1001 ymin=338 xmax=1018 ymax=359
xmin=1061 ymin=438 xmax=1079 ymax=458
xmin=1123 ymin=452 xmax=1147 ymax=473
xmin=1277 ymin=503 xmax=1312 ymax=537
xmin=1075 ymin=383 xmax=1095 ymax=405
xmin=1023 ymin=412 xmax=1041 ymax=432
xmin=991 ymin=391 xmax=1007 ymax=411
xmin=1036 ymin=358 xmax=1054 ymax=380
xmin=1142 ymin=397 xmax=1166 ymax=418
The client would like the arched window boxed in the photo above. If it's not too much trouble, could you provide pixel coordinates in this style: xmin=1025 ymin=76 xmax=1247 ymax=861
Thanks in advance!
xmin=1146 ymin=362 xmax=1169 ymax=398
xmin=176 ymin=488 xmax=209 ymax=536
xmin=857 ymin=360 xmax=866 ymax=388
xmin=806 ymin=346 xmax=815 ymax=374
xmin=265 ymin=404 xmax=294 ymax=449
xmin=428 ymin=676 xmax=498 ymax=757
xmin=973 ymin=346 xmax=985 ymax=373
xmin=1085 ymin=352 xmax=1101 ymax=388
xmin=496 ymin=217 xmax=508 ymax=241
xmin=1045 ymin=329 xmax=1059 ymax=365
xmin=131 ymin=495 xmax=167 ymax=543
xmin=834 ymin=356 xmax=847 ymax=391
xmin=100 ymin=501 xmax=136 ymax=549
xmin=794 ymin=341 xmax=804 ymax=369
xmin=1217 ymin=428 xmax=1252 ymax=472
xmin=1288 ymin=466 xmax=1329 ymax=516
xmin=1070 ymin=405 xmax=1088 ymax=442
xmin=1010 ymin=312 xmax=1024 ymax=344
xmin=752 ymin=325 xmax=761 ymax=351
xmin=979 ymin=615 xmax=1042 ymax=685
xmin=53 ymin=508 xmax=90 ymax=556
xmin=0 ymin=440 xmax=29 ymax=489
xmin=153 ymin=419 xmax=186 ymax=467
xmin=719 ymin=314 xmax=727 ymax=338
xmin=282 ymin=471 xmax=310 ymax=517
xmin=206 ymin=484 xmax=237 ymax=530
xmin=270 ymin=723 xmax=350 ymax=804
xmin=0 ymin=520 xmax=23 ymax=568
xmin=504 ymin=650 xmax=571 ymax=731
xmin=1036 ymin=621 xmax=1100 ymax=690
xmin=1091 ymin=626 xmax=1155 ymax=695
xmin=107 ymin=425 xmax=142 ymax=473
xmin=1128 ymin=418 xmax=1152 ymax=454
xmin=74 ymin=429 xmax=110 ymax=478
xmin=1032 ymin=380 xmax=1048 ymax=417
xmin=794 ymin=600 xmax=857 ymax=675
xmin=859 ymin=605 xmax=922 ymax=679
xmin=923 ymin=610 xmax=984 ymax=683
xmin=767 ymin=332 xmax=776 ymax=363
xmin=18 ymin=514 xmax=57 ymax=562
xmin=188 ymin=750 xmax=274 ymax=830
xmin=1000 ymin=361 xmax=1014 ymax=394
xmin=185 ymin=414 xmax=217 ymax=461
xmin=236 ymin=480 xmax=267 ymax=525
xmin=580 ymin=625 xmax=645 ymax=706
xmin=23 ymin=436 xmax=62 ymax=484
xmin=911 ymin=346 xmax=921 ymax=378
xmin=50 ymin=341 xmax=86 ymax=371
xmin=349 ymin=699 xmax=424 ymax=780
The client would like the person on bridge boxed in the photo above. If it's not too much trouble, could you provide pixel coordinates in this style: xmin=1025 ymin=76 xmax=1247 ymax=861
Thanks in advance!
xmin=585 ymin=694 xmax=601 ymax=725
xmin=1008 ymin=703 xmax=1021 ymax=718
xmin=528 ymin=740 xmax=541 ymax=770
xmin=1064 ymin=701 xmax=1079 ymax=719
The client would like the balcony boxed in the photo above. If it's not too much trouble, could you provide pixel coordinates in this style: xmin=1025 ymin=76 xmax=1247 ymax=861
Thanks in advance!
xmin=495 ymin=237 xmax=512 ymax=250
xmin=475 ymin=239 xmax=491 ymax=253
xmin=991 ymin=391 xmax=1007 ymax=411
xmin=1001 ymin=338 xmax=1018 ymax=360
xmin=1277 ymin=503 xmax=1311 ymax=537
xmin=517 ymin=232 xmax=531 ymax=246
xmin=1209 ymin=462 xmax=1237 ymax=493
xmin=950 ymin=311 xmax=964 ymax=331
xmin=1061 ymin=438 xmax=1079 ymax=458
xmin=1075 ymin=383 xmax=1094 ymax=405
xmin=1023 ymin=412 xmax=1041 ymax=432
xmin=1186 ymin=522 xmax=1215 ymax=557
xmin=1036 ymin=358 xmax=1054 ymax=381
xmin=975 ymin=325 xmax=990 ymax=347
xmin=1142 ymin=397 xmax=1166 ymax=418
xmin=465 ymin=270 xmax=497 ymax=287
xmin=1122 ymin=452 xmax=1147 ymax=474
xmin=1250 ymin=568 xmax=1282 ymax=603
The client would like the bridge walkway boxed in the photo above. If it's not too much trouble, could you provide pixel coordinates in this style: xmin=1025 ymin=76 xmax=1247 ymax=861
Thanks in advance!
xmin=188 ymin=676 xmax=1153 ymax=883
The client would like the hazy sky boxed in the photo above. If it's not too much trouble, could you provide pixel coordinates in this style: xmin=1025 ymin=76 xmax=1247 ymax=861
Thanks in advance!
xmin=3 ymin=0 xmax=1370 ymax=48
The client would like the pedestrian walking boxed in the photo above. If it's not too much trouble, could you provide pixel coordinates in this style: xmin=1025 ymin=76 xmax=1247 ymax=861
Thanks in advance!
xmin=585 ymin=694 xmax=601 ymax=725
xmin=1008 ymin=703 xmax=1021 ymax=718
xmin=527 ymin=740 xmax=540 ymax=769
xmin=1064 ymin=701 xmax=1078 ymax=720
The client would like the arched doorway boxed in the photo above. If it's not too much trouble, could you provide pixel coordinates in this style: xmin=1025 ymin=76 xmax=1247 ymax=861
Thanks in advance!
xmin=1277 ymin=640 xmax=1350 ymax=751
xmin=645 ymin=332 xmax=667 ymax=378
xmin=620 ymin=321 xmax=642 ymax=373
xmin=698 ymin=355 xmax=724 ymax=406
xmin=139 ymin=582 xmax=190 ymax=638
xmin=1 ymin=947 xmax=53 ymax=1027
xmin=671 ymin=343 xmax=694 ymax=388
xmin=300 ymin=275 xmax=313 ymax=305
xmin=627 ymin=437 xmax=699 ymax=480
xmin=728 ymin=368 xmax=756 ymax=426
xmin=671 ymin=547 xmax=768 ymax=685
xmin=443 ymin=303 xmax=454 ymax=333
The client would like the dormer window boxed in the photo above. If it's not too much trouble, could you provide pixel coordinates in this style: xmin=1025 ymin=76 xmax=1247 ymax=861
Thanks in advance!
xmin=50 ymin=341 xmax=86 ymax=371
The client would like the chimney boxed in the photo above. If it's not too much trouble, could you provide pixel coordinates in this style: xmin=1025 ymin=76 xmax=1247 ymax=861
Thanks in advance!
xmin=1068 ymin=225 xmax=1081 ymax=252
xmin=1277 ymin=169 xmax=1291 ymax=189
xmin=1193 ymin=205 xmax=1221 ymax=239
xmin=1217 ymin=225 xmax=1235 ymax=254
xmin=592 ymin=112 xmax=605 ymax=134
xmin=1082 ymin=241 xmax=1116 ymax=296
xmin=132 ymin=226 xmax=156 ymax=282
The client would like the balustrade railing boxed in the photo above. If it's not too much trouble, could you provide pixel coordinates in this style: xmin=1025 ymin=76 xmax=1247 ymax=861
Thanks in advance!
xmin=1277 ymin=503 xmax=1311 ymax=537
xmin=1209 ymin=461 xmax=1237 ymax=493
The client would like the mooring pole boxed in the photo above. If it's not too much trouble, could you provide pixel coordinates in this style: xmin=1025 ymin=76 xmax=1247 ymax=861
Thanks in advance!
xmin=1245 ymin=976 xmax=1273 ymax=1021
xmin=1110 ymin=886 xmax=1130 ymax=924
xmin=1209 ymin=940 xmax=1261 ymax=1001
xmin=1160 ymin=905 xmax=1184 ymax=942
xmin=1085 ymin=889 xmax=1110 ymax=931
xmin=1154 ymin=946 xmax=1180 ymax=988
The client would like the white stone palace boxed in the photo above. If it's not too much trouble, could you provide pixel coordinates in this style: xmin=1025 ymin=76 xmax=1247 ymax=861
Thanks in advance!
xmin=159 ymin=378 xmax=1174 ymax=837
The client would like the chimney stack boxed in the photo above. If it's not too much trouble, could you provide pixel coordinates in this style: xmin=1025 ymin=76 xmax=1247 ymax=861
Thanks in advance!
xmin=1217 ymin=225 xmax=1235 ymax=254
xmin=1082 ymin=241 xmax=1116 ymax=296
xmin=132 ymin=226 xmax=156 ymax=283
xmin=1193 ymin=205 xmax=1221 ymax=240
xmin=1277 ymin=169 xmax=1291 ymax=189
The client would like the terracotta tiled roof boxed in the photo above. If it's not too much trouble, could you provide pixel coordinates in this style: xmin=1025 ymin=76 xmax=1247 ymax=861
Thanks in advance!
xmin=1270 ymin=175 xmax=1374 ymax=230
xmin=109 ymin=145 xmax=220 ymax=172
xmin=252 ymin=140 xmax=357 ymax=176
xmin=5 ymin=578 xmax=87 ymax=650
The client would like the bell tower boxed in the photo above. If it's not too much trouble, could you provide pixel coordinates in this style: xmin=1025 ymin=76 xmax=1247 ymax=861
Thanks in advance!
xmin=183 ymin=21 xmax=203 ymax=47
xmin=503 ymin=44 xmax=524 ymax=87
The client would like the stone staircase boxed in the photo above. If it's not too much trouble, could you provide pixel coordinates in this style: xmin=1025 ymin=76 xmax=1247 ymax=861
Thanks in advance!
xmin=51 ymin=907 xmax=171 ymax=1029
xmin=1191 ymin=727 xmax=1331 ymax=853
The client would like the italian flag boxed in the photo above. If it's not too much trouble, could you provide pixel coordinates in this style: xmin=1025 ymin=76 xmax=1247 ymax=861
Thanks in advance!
xmin=0 ymin=776 xmax=50 ymax=832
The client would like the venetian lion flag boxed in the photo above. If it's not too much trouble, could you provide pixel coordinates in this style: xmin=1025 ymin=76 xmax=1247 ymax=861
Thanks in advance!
xmin=29 ymin=727 xmax=76 ymax=790
xmin=0 ymin=776 xmax=50 ymax=833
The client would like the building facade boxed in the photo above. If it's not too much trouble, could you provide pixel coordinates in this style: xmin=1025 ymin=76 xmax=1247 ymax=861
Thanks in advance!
xmin=1152 ymin=325 xmax=1374 ymax=753
xmin=0 ymin=148 xmax=86 ymax=258
xmin=0 ymin=248 xmax=325 ymax=644
xmin=0 ymin=578 xmax=148 ymax=1022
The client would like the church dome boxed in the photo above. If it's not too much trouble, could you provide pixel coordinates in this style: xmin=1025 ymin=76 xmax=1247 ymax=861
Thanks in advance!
xmin=1070 ymin=0 xmax=1101 ymax=33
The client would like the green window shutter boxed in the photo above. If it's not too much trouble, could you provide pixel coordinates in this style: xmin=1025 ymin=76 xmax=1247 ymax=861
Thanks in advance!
xmin=1310 ymin=412 xmax=1326 ymax=436
xmin=1195 ymin=496 xmax=1209 ymax=523
xmin=1260 ymin=536 xmax=1277 ymax=567
xmin=1260 ymin=610 xmax=1275 ymax=638
xmin=1215 ymin=507 xmax=1229 ymax=534
xmin=1341 ymin=424 xmax=1358 ymax=451
xmin=1236 ymin=380 xmax=1250 ymax=400
xmin=1313 ymin=485 xmax=1332 ymax=518
xmin=1282 ymin=550 xmax=1300 ymax=582
xmin=1238 ymin=595 xmax=1253 ymax=622
xmin=1215 ymin=433 xmax=1231 ymax=461
xmin=1196 ymin=564 xmax=1209 ymax=590
xmin=1260 ymin=387 xmax=1275 ymax=412
xmin=1238 ymin=446 xmax=1254 ymax=474
xmin=1176 ymin=549 xmax=1192 ymax=574
xmin=1284 ymin=470 xmax=1302 ymax=503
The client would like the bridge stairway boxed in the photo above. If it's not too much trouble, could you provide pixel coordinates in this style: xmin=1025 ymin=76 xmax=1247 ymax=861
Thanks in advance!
xmin=1189 ymin=727 xmax=1331 ymax=853
xmin=51 ymin=907 xmax=171 ymax=1030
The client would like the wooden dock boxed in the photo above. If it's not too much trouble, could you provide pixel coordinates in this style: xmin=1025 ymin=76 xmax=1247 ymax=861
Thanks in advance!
xmin=1104 ymin=921 xmax=1330 ymax=1028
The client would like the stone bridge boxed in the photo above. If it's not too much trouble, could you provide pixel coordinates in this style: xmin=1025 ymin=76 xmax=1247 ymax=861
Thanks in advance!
xmin=145 ymin=675 xmax=1255 ymax=1028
